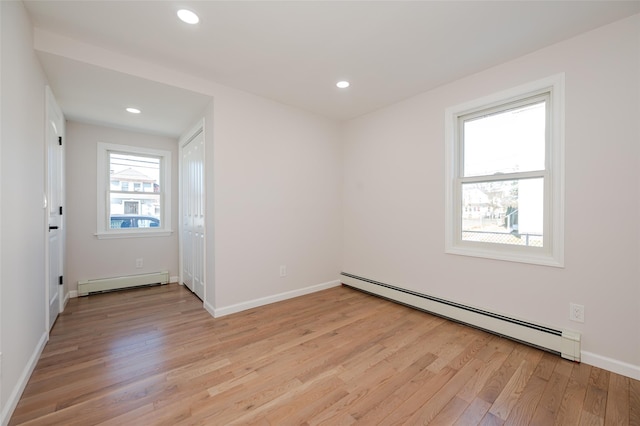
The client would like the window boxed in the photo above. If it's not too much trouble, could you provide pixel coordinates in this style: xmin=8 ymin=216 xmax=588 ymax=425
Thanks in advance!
xmin=97 ymin=143 xmax=172 ymax=238
xmin=445 ymin=75 xmax=564 ymax=266
xmin=124 ymin=200 xmax=140 ymax=214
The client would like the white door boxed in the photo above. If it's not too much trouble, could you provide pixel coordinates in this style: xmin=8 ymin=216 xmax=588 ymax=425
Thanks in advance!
xmin=181 ymin=129 xmax=205 ymax=300
xmin=46 ymin=87 xmax=65 ymax=330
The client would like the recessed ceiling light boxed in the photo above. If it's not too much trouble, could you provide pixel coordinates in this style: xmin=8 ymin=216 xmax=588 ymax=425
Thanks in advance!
xmin=126 ymin=107 xmax=141 ymax=114
xmin=336 ymin=81 xmax=350 ymax=89
xmin=177 ymin=9 xmax=199 ymax=25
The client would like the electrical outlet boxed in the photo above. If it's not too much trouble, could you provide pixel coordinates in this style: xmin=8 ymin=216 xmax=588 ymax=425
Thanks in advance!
xmin=569 ymin=303 xmax=585 ymax=323
xmin=136 ymin=258 xmax=143 ymax=268
xmin=279 ymin=265 xmax=287 ymax=277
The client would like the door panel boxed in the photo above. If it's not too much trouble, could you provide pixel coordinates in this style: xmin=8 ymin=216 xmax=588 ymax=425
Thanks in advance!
xmin=182 ymin=130 xmax=205 ymax=301
xmin=46 ymin=88 xmax=64 ymax=330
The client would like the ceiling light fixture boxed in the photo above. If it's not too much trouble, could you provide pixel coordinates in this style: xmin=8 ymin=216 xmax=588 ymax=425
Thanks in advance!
xmin=336 ymin=81 xmax=350 ymax=89
xmin=177 ymin=9 xmax=199 ymax=25
xmin=126 ymin=107 xmax=141 ymax=114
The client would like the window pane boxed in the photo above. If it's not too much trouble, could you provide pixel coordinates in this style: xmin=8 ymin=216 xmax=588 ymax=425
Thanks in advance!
xmin=108 ymin=152 xmax=162 ymax=229
xmin=463 ymin=101 xmax=546 ymax=177
xmin=98 ymin=142 xmax=171 ymax=238
xmin=109 ymin=152 xmax=160 ymax=192
xmin=109 ymin=193 xmax=161 ymax=229
xmin=462 ymin=178 xmax=543 ymax=247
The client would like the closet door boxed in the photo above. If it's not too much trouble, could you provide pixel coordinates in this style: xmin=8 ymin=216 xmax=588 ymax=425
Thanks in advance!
xmin=181 ymin=130 xmax=205 ymax=300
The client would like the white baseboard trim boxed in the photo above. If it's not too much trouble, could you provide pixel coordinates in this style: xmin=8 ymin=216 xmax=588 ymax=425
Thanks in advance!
xmin=1 ymin=331 xmax=48 ymax=425
xmin=62 ymin=290 xmax=70 ymax=307
xmin=170 ymin=275 xmax=179 ymax=284
xmin=69 ymin=290 xmax=78 ymax=298
xmin=581 ymin=351 xmax=640 ymax=381
xmin=213 ymin=279 xmax=341 ymax=318
xmin=204 ymin=300 xmax=215 ymax=318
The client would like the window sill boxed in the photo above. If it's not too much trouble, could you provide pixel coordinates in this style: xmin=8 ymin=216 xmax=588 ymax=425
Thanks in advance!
xmin=446 ymin=245 xmax=563 ymax=268
xmin=95 ymin=229 xmax=173 ymax=240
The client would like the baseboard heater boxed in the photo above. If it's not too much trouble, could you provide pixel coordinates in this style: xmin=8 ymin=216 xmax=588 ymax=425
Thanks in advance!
xmin=78 ymin=271 xmax=169 ymax=296
xmin=341 ymin=272 xmax=580 ymax=362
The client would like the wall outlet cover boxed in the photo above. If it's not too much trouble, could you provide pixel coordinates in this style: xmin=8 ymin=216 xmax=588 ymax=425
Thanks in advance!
xmin=569 ymin=303 xmax=585 ymax=323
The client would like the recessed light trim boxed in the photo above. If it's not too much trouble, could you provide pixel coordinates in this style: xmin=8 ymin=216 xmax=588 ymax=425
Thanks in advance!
xmin=177 ymin=9 xmax=199 ymax=25
xmin=336 ymin=81 xmax=350 ymax=89
xmin=126 ymin=107 xmax=141 ymax=114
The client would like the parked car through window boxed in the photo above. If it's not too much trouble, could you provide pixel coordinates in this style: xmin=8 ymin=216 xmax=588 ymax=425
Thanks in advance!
xmin=110 ymin=214 xmax=160 ymax=229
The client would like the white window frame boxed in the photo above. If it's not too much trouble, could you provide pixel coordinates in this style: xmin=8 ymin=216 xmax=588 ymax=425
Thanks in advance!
xmin=445 ymin=74 xmax=564 ymax=267
xmin=96 ymin=142 xmax=172 ymax=239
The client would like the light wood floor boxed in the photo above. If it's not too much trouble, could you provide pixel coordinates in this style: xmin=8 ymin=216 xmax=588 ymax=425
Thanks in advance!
xmin=10 ymin=283 xmax=639 ymax=425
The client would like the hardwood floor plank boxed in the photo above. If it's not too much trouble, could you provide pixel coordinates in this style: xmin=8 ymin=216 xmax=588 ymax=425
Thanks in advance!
xmin=503 ymin=375 xmax=547 ymax=425
xmin=8 ymin=283 xmax=638 ymax=425
xmin=476 ymin=345 xmax=534 ymax=405
xmin=554 ymin=358 xmax=576 ymax=378
xmin=533 ymin=352 xmax=559 ymax=380
xmin=429 ymin=395 xmax=470 ymax=425
xmin=479 ymin=411 xmax=506 ymax=426
xmin=489 ymin=348 xmax=543 ymax=421
xmin=264 ymin=376 xmax=347 ymax=424
xmin=455 ymin=397 xmax=493 ymax=426
xmin=529 ymin=370 xmax=570 ymax=425
xmin=590 ymin=366 xmax=611 ymax=390
xmin=375 ymin=367 xmax=454 ymax=424
xmin=308 ymin=359 xmax=396 ymax=425
xmin=580 ymin=411 xmax=606 ymax=426
xmin=630 ymin=378 xmax=640 ymax=426
xmin=554 ymin=361 xmax=592 ymax=426
xmin=337 ymin=352 xmax=437 ymax=423
xmin=448 ymin=334 xmax=494 ymax=371
xmin=604 ymin=373 xmax=629 ymax=425
xmin=426 ymin=323 xmax=479 ymax=373
xmin=580 ymin=390 xmax=607 ymax=425
xmin=457 ymin=342 xmax=511 ymax=403
xmin=475 ymin=336 xmax=516 ymax=363
xmin=406 ymin=358 xmax=485 ymax=424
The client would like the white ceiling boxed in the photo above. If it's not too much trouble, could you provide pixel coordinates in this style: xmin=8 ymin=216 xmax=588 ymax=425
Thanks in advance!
xmin=37 ymin=52 xmax=213 ymax=137
xmin=24 ymin=1 xmax=640 ymax=135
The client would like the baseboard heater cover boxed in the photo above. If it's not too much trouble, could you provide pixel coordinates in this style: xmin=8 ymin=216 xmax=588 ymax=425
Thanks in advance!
xmin=341 ymin=273 xmax=580 ymax=362
xmin=78 ymin=271 xmax=169 ymax=296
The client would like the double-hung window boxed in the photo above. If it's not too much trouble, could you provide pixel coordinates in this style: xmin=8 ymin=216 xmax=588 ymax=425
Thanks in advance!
xmin=97 ymin=142 xmax=172 ymax=238
xmin=445 ymin=75 xmax=564 ymax=266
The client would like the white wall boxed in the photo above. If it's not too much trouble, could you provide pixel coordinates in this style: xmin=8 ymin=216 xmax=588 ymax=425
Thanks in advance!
xmin=0 ymin=1 xmax=49 ymax=421
xmin=211 ymin=90 xmax=343 ymax=312
xmin=343 ymin=15 xmax=640 ymax=377
xmin=65 ymin=122 xmax=180 ymax=292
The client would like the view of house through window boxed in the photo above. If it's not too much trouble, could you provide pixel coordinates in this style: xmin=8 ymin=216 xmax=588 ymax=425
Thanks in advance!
xmin=108 ymin=152 xmax=161 ymax=229
xmin=461 ymin=100 xmax=546 ymax=247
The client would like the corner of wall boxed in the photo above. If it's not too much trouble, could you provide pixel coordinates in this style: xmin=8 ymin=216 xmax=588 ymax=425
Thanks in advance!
xmin=214 ymin=279 xmax=341 ymax=318
xmin=0 ymin=331 xmax=47 ymax=426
